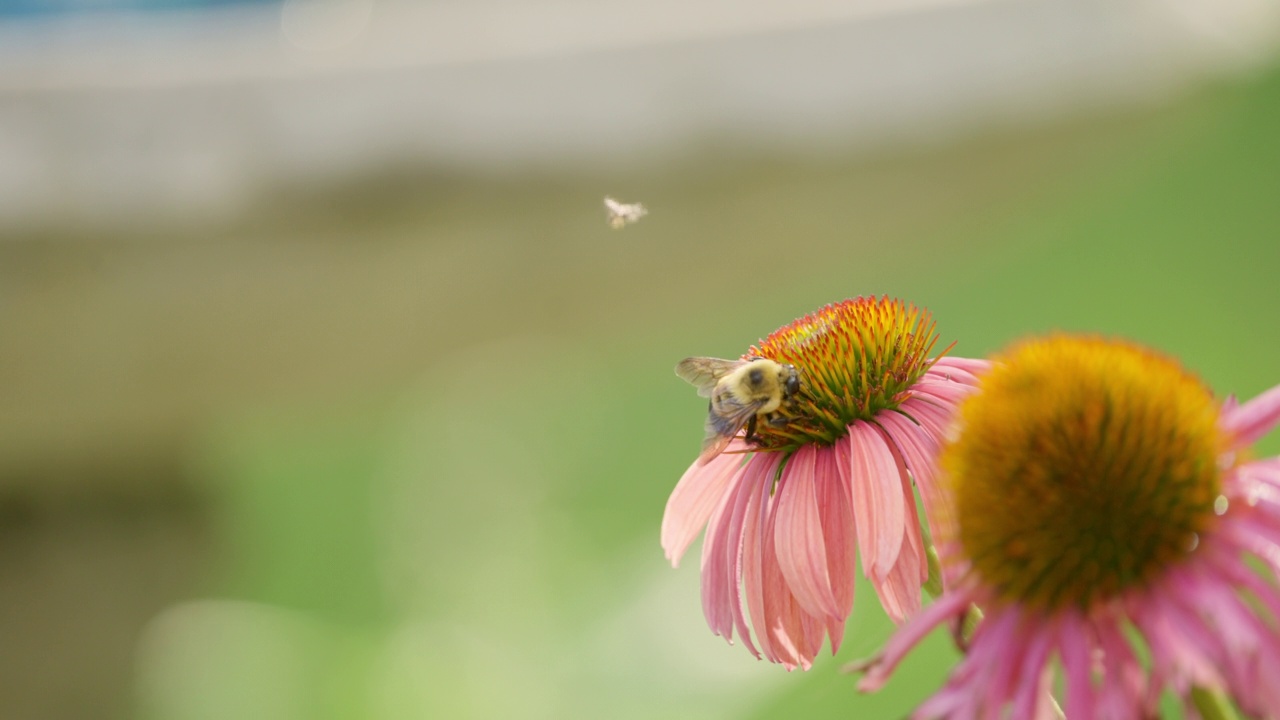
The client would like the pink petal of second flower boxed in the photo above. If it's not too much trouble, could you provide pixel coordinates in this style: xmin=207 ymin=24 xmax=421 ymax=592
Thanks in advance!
xmin=662 ymin=441 xmax=747 ymax=567
xmin=1221 ymin=383 xmax=1280 ymax=448
xmin=1058 ymin=612 xmax=1098 ymax=720
xmin=846 ymin=422 xmax=906 ymax=582
xmin=857 ymin=586 xmax=972 ymax=692
xmin=1012 ymin=625 xmax=1057 ymax=720
xmin=773 ymin=445 xmax=842 ymax=619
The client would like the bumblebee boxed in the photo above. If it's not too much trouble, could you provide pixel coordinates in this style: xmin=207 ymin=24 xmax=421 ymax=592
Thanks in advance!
xmin=675 ymin=356 xmax=801 ymax=463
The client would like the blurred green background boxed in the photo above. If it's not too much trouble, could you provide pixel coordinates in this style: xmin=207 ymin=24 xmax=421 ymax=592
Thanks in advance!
xmin=2 ymin=2 xmax=1280 ymax=719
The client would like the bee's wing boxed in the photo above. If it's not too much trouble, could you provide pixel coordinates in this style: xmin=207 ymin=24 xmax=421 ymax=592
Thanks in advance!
xmin=675 ymin=357 xmax=744 ymax=398
xmin=698 ymin=432 xmax=735 ymax=464
xmin=697 ymin=392 xmax=762 ymax=464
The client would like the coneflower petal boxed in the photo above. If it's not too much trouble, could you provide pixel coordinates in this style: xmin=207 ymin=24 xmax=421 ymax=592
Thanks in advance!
xmin=816 ymin=446 xmax=857 ymax=650
xmin=1058 ymin=613 xmax=1097 ymax=720
xmin=761 ymin=483 xmax=814 ymax=670
xmin=866 ymin=427 xmax=924 ymax=621
xmin=698 ymin=460 xmax=757 ymax=654
xmin=883 ymin=424 xmax=929 ymax=585
xmin=774 ymin=445 xmax=842 ymax=619
xmin=741 ymin=454 xmax=780 ymax=664
xmin=857 ymin=586 xmax=971 ymax=692
xmin=662 ymin=441 xmax=746 ymax=567
xmin=1221 ymin=382 xmax=1280 ymax=446
xmin=846 ymin=422 xmax=906 ymax=583
xmin=877 ymin=411 xmax=944 ymax=508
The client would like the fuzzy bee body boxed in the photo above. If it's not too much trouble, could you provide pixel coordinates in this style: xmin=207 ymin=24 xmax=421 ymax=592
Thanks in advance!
xmin=675 ymin=356 xmax=801 ymax=464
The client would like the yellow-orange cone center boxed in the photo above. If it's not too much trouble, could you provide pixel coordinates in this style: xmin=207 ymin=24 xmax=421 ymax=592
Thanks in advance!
xmin=747 ymin=296 xmax=943 ymax=454
xmin=945 ymin=335 xmax=1223 ymax=610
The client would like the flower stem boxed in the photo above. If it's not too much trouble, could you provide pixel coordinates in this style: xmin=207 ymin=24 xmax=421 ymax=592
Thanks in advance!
xmin=924 ymin=544 xmax=943 ymax=598
xmin=1047 ymin=693 xmax=1065 ymax=719
xmin=1190 ymin=687 xmax=1240 ymax=720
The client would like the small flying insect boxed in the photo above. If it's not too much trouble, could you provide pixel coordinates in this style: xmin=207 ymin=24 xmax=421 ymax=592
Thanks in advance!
xmin=675 ymin=356 xmax=801 ymax=464
xmin=604 ymin=196 xmax=647 ymax=229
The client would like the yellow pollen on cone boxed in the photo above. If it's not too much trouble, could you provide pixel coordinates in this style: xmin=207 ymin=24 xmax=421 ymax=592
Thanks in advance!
xmin=748 ymin=296 xmax=942 ymax=452
xmin=945 ymin=335 xmax=1223 ymax=610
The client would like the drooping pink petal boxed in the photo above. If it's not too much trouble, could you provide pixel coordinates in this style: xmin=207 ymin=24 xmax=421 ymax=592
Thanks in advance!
xmin=929 ymin=355 xmax=992 ymax=377
xmin=915 ymin=606 xmax=1021 ymax=719
xmin=846 ymin=421 xmax=906 ymax=582
xmin=899 ymin=395 xmax=958 ymax=448
xmin=730 ymin=473 xmax=765 ymax=655
xmin=912 ymin=381 xmax=975 ymax=407
xmin=974 ymin=607 xmax=1033 ymax=716
xmin=878 ymin=410 xmax=946 ymax=516
xmin=921 ymin=358 xmax=987 ymax=391
xmin=1130 ymin=583 xmax=1224 ymax=694
xmin=662 ymin=441 xmax=747 ymax=567
xmin=881 ymin=423 xmax=928 ymax=585
xmin=698 ymin=457 xmax=758 ymax=656
xmin=800 ymin=610 xmax=826 ymax=664
xmin=743 ymin=453 xmax=784 ymax=665
xmin=1222 ymin=394 xmax=1239 ymax=417
xmin=725 ymin=459 xmax=771 ymax=658
xmin=866 ymin=424 xmax=925 ymax=620
xmin=824 ymin=613 xmax=848 ymax=659
xmin=1185 ymin=567 xmax=1280 ymax=715
xmin=868 ymin=541 xmax=917 ymax=623
xmin=699 ymin=466 xmax=745 ymax=642
xmin=761 ymin=477 xmax=815 ymax=669
xmin=817 ymin=445 xmax=857 ymax=653
xmin=773 ymin=445 xmax=841 ymax=618
xmin=911 ymin=685 xmax=969 ymax=720
xmin=857 ymin=586 xmax=973 ymax=692
xmin=1011 ymin=626 xmax=1057 ymax=720
xmin=1221 ymin=382 xmax=1280 ymax=448
xmin=1058 ymin=612 xmax=1097 ymax=720
xmin=1216 ymin=553 xmax=1280 ymax=634
xmin=1093 ymin=612 xmax=1147 ymax=720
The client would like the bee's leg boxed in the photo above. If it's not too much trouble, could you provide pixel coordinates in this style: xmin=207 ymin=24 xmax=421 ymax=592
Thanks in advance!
xmin=766 ymin=413 xmax=790 ymax=428
xmin=745 ymin=415 xmax=758 ymax=441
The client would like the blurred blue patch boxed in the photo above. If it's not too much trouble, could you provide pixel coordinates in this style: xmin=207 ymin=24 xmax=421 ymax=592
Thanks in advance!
xmin=0 ymin=0 xmax=277 ymax=18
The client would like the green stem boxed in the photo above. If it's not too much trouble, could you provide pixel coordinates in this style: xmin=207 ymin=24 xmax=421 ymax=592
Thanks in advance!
xmin=1046 ymin=693 xmax=1065 ymax=719
xmin=924 ymin=544 xmax=943 ymax=598
xmin=1190 ymin=687 xmax=1240 ymax=720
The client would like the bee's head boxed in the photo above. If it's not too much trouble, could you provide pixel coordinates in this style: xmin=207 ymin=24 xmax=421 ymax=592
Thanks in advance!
xmin=781 ymin=365 xmax=801 ymax=397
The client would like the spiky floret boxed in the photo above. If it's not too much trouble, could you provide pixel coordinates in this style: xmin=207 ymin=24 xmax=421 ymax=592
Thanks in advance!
xmin=748 ymin=296 xmax=948 ymax=453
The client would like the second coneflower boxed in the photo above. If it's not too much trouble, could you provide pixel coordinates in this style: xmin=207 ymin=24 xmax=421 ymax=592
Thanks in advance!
xmin=662 ymin=296 xmax=987 ymax=669
xmin=858 ymin=334 xmax=1280 ymax=719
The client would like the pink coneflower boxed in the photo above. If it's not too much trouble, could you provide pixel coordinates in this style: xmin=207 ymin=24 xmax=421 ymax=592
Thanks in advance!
xmin=661 ymin=296 xmax=987 ymax=670
xmin=858 ymin=334 xmax=1280 ymax=719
